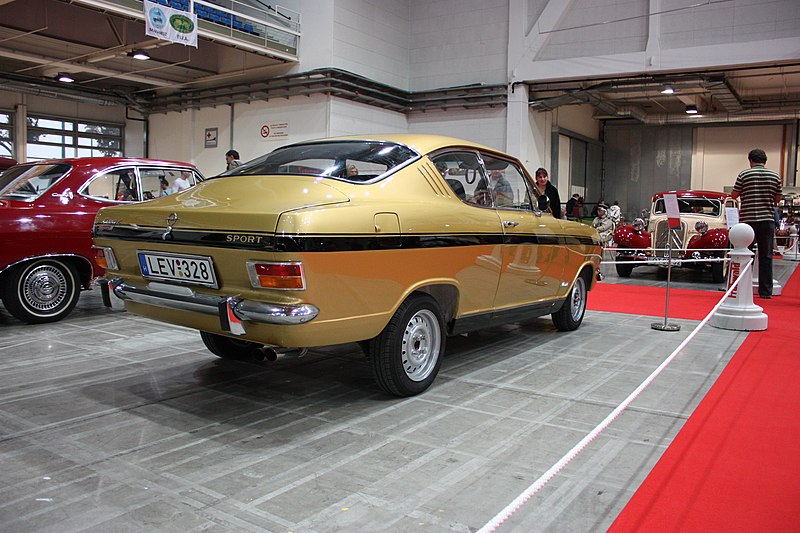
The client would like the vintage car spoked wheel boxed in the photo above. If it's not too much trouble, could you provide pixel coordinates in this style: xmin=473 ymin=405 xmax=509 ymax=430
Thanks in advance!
xmin=200 ymin=331 xmax=264 ymax=361
xmin=552 ymin=275 xmax=587 ymax=331
xmin=371 ymin=294 xmax=445 ymax=397
xmin=1 ymin=258 xmax=80 ymax=324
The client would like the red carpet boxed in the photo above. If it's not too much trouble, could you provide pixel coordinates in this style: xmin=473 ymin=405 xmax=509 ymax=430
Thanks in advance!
xmin=607 ymin=268 xmax=800 ymax=532
xmin=588 ymin=282 xmax=721 ymax=320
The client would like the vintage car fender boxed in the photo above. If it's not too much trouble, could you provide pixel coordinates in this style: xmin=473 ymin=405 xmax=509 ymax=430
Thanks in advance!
xmin=687 ymin=228 xmax=729 ymax=253
xmin=614 ymin=223 xmax=651 ymax=249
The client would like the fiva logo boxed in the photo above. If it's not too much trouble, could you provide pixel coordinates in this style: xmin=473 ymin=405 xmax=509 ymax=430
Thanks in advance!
xmin=170 ymin=14 xmax=195 ymax=34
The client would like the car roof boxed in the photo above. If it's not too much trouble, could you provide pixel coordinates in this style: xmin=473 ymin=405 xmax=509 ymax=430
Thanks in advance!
xmin=15 ymin=157 xmax=198 ymax=169
xmin=652 ymin=190 xmax=730 ymax=201
xmin=294 ymin=134 xmax=496 ymax=156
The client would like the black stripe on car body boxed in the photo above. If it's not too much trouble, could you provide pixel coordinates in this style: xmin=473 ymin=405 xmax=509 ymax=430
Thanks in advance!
xmin=93 ymin=225 xmax=599 ymax=251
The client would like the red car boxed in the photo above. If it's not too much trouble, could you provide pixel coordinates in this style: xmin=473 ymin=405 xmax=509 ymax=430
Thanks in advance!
xmin=0 ymin=158 xmax=204 ymax=323
xmin=614 ymin=190 xmax=736 ymax=283
xmin=0 ymin=157 xmax=17 ymax=173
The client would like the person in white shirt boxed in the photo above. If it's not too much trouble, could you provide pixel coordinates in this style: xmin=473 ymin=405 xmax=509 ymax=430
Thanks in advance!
xmin=172 ymin=171 xmax=192 ymax=192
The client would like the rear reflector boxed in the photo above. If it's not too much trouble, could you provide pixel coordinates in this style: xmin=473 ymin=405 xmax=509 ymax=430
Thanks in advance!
xmin=246 ymin=261 xmax=305 ymax=290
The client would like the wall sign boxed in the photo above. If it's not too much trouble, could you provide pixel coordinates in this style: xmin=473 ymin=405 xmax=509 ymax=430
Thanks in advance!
xmin=204 ymin=128 xmax=218 ymax=148
xmin=259 ymin=121 xmax=289 ymax=141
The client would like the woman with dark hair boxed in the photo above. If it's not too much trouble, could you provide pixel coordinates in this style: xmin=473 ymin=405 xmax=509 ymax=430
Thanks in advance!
xmin=533 ymin=167 xmax=562 ymax=218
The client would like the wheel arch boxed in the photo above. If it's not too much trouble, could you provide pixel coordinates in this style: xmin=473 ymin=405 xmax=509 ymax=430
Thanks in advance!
xmin=411 ymin=282 xmax=459 ymax=325
xmin=0 ymin=254 xmax=96 ymax=289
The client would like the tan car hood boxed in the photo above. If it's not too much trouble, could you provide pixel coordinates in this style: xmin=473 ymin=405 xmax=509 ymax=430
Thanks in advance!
xmin=96 ymin=175 xmax=351 ymax=232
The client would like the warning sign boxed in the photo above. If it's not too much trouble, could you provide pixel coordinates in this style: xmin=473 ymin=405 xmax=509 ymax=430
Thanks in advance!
xmin=259 ymin=122 xmax=289 ymax=141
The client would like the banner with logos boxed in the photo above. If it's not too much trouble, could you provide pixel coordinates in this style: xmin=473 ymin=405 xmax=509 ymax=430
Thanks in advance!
xmin=144 ymin=0 xmax=198 ymax=48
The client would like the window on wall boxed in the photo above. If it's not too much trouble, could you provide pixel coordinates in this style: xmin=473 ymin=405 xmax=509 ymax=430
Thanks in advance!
xmin=26 ymin=115 xmax=123 ymax=161
xmin=0 ymin=111 xmax=12 ymax=158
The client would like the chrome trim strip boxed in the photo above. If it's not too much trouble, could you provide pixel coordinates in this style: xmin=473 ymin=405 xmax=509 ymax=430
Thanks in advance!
xmin=110 ymin=279 xmax=319 ymax=325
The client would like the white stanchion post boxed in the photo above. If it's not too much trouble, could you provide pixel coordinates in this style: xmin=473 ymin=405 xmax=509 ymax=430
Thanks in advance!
xmin=784 ymin=225 xmax=800 ymax=261
xmin=751 ymin=244 xmax=782 ymax=296
xmin=711 ymin=224 xmax=767 ymax=331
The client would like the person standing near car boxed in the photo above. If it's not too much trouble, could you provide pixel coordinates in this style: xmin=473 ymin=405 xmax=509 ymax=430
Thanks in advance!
xmin=225 ymin=149 xmax=241 ymax=171
xmin=731 ymin=148 xmax=782 ymax=299
xmin=533 ymin=167 xmax=562 ymax=218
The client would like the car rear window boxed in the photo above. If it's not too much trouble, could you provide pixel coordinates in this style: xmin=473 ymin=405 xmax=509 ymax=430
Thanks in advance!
xmin=224 ymin=140 xmax=419 ymax=183
xmin=0 ymin=163 xmax=71 ymax=201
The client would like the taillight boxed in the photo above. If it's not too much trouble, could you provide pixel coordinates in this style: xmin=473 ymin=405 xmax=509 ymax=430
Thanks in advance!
xmin=93 ymin=246 xmax=118 ymax=270
xmin=246 ymin=261 xmax=305 ymax=290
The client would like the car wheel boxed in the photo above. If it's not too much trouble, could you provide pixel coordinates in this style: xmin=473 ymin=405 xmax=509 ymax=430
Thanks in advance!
xmin=370 ymin=294 xmax=445 ymax=397
xmin=1 ymin=258 xmax=80 ymax=324
xmin=200 ymin=331 xmax=263 ymax=361
xmin=615 ymin=261 xmax=634 ymax=277
xmin=552 ymin=275 xmax=587 ymax=331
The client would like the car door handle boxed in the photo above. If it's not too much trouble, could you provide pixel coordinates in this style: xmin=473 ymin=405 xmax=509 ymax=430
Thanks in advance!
xmin=503 ymin=221 xmax=519 ymax=227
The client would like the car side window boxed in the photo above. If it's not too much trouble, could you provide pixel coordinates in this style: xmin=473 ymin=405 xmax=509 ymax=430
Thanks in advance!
xmin=140 ymin=168 xmax=197 ymax=199
xmin=82 ymin=168 xmax=139 ymax=202
xmin=479 ymin=153 xmax=533 ymax=211
xmin=430 ymin=151 xmax=490 ymax=207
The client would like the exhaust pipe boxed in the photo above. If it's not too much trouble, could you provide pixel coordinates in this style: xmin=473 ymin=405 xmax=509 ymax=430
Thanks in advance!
xmin=259 ymin=347 xmax=308 ymax=362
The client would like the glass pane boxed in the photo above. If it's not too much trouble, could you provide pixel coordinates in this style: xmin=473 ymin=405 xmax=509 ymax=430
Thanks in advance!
xmin=0 ymin=163 xmax=71 ymax=201
xmin=481 ymin=154 xmax=533 ymax=210
xmin=430 ymin=151 xmax=488 ymax=207
xmin=231 ymin=141 xmax=418 ymax=183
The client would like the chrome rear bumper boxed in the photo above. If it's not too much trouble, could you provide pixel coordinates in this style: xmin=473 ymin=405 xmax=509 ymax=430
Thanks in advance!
xmin=109 ymin=279 xmax=319 ymax=326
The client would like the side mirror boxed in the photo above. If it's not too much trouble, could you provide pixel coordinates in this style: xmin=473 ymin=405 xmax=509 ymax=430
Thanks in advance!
xmin=537 ymin=194 xmax=550 ymax=212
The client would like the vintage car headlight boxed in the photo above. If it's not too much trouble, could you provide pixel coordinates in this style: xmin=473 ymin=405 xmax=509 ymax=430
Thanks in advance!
xmin=632 ymin=217 xmax=645 ymax=231
xmin=695 ymin=220 xmax=708 ymax=234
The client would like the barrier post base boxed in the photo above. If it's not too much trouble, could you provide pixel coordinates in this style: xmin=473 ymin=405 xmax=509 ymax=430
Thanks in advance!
xmin=651 ymin=322 xmax=681 ymax=331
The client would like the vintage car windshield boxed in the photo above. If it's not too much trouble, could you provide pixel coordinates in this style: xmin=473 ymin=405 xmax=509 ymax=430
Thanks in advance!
xmin=225 ymin=141 xmax=419 ymax=183
xmin=652 ymin=196 xmax=722 ymax=216
xmin=0 ymin=163 xmax=71 ymax=201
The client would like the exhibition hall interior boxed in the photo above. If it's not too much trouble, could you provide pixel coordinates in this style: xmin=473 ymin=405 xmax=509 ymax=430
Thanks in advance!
xmin=1 ymin=0 xmax=799 ymax=531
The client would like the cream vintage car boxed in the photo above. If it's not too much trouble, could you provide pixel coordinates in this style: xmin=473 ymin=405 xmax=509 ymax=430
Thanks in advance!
xmin=92 ymin=135 xmax=602 ymax=396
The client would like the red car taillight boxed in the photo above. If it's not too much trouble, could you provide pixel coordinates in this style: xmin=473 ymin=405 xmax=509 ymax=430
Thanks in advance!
xmin=246 ymin=261 xmax=305 ymax=290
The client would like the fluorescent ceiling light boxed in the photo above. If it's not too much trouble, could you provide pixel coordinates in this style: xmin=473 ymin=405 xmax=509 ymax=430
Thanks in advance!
xmin=128 ymin=49 xmax=151 ymax=60
xmin=661 ymin=86 xmax=674 ymax=94
xmin=685 ymin=104 xmax=698 ymax=114
xmin=56 ymin=72 xmax=75 ymax=83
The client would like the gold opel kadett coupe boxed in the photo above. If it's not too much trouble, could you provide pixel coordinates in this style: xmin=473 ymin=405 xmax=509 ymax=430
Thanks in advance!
xmin=92 ymin=135 xmax=602 ymax=396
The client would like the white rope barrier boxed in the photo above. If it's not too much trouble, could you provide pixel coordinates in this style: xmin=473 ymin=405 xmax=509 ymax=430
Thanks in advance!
xmin=476 ymin=259 xmax=754 ymax=533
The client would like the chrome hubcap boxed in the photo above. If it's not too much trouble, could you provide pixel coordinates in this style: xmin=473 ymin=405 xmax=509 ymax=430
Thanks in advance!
xmin=22 ymin=264 xmax=69 ymax=312
xmin=401 ymin=309 xmax=440 ymax=382
xmin=570 ymin=278 xmax=586 ymax=321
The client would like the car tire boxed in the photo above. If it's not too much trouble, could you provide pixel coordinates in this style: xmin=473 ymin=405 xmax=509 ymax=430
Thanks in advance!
xmin=552 ymin=275 xmax=587 ymax=331
xmin=200 ymin=331 xmax=263 ymax=361
xmin=370 ymin=294 xmax=445 ymax=397
xmin=1 ymin=258 xmax=80 ymax=324
xmin=615 ymin=261 xmax=634 ymax=277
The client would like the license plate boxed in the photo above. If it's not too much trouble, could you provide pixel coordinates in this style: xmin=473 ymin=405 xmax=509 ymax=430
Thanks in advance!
xmin=138 ymin=251 xmax=218 ymax=288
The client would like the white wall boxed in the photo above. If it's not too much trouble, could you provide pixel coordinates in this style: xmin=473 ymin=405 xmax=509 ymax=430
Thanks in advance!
xmin=329 ymin=98 xmax=407 ymax=136
xmin=409 ymin=0 xmax=509 ymax=91
xmin=408 ymin=107 xmax=507 ymax=151
xmin=692 ymin=124 xmax=790 ymax=192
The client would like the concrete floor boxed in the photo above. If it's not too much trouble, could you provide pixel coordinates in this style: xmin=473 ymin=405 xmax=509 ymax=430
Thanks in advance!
xmin=1 ymin=257 xmax=795 ymax=532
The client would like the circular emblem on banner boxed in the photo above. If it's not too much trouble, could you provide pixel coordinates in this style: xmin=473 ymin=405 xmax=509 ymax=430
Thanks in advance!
xmin=170 ymin=14 xmax=195 ymax=33
xmin=148 ymin=8 xmax=166 ymax=30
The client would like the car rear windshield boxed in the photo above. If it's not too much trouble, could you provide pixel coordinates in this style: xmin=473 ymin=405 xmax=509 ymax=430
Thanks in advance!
xmin=653 ymin=196 xmax=722 ymax=216
xmin=224 ymin=140 xmax=419 ymax=183
xmin=0 ymin=163 xmax=71 ymax=201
